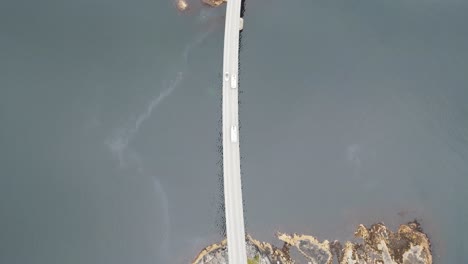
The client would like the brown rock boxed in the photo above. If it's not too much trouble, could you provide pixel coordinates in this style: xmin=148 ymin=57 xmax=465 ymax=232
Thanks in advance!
xmin=202 ymin=0 xmax=227 ymax=7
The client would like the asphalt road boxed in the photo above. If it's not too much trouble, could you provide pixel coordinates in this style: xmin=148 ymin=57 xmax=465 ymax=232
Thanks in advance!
xmin=221 ymin=0 xmax=247 ymax=263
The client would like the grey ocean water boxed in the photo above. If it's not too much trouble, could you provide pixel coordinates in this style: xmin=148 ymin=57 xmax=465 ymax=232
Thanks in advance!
xmin=1 ymin=0 xmax=467 ymax=263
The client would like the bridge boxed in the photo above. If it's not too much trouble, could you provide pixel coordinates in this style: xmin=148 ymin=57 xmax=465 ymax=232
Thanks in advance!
xmin=221 ymin=0 xmax=247 ymax=263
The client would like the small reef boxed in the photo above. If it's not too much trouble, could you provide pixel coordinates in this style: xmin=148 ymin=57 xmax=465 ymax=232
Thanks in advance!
xmin=202 ymin=0 xmax=228 ymax=7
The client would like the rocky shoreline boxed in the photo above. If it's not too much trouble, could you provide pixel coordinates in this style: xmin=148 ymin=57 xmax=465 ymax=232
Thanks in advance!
xmin=192 ymin=221 xmax=432 ymax=264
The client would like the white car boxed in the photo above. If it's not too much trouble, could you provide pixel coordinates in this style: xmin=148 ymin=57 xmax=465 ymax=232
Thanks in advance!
xmin=231 ymin=74 xmax=237 ymax=89
xmin=231 ymin=125 xmax=238 ymax=143
xmin=224 ymin=72 xmax=229 ymax=82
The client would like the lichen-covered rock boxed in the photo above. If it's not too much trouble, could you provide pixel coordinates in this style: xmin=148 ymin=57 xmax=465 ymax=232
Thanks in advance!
xmin=277 ymin=233 xmax=332 ymax=264
xmin=192 ymin=221 xmax=432 ymax=264
xmin=339 ymin=221 xmax=432 ymax=264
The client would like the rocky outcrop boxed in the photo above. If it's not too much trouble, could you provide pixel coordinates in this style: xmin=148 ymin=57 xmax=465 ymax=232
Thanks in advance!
xmin=176 ymin=0 xmax=189 ymax=11
xmin=278 ymin=233 xmax=333 ymax=264
xmin=340 ymin=221 xmax=432 ymax=264
xmin=202 ymin=0 xmax=227 ymax=7
xmin=192 ymin=221 xmax=432 ymax=264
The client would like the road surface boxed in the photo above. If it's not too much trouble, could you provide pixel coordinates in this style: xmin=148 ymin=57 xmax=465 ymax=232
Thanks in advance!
xmin=221 ymin=0 xmax=247 ymax=263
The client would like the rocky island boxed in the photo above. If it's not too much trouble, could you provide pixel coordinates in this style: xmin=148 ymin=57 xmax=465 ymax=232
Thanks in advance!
xmin=192 ymin=221 xmax=432 ymax=264
xmin=175 ymin=0 xmax=227 ymax=12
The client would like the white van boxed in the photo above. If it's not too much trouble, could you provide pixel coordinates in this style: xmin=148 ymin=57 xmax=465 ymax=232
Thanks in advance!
xmin=231 ymin=125 xmax=238 ymax=143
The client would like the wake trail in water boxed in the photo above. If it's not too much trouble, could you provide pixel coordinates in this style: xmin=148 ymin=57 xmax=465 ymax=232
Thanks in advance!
xmin=152 ymin=176 xmax=171 ymax=263
xmin=104 ymin=20 xmax=218 ymax=264
xmin=106 ymin=72 xmax=184 ymax=167
xmin=106 ymin=25 xmax=216 ymax=168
